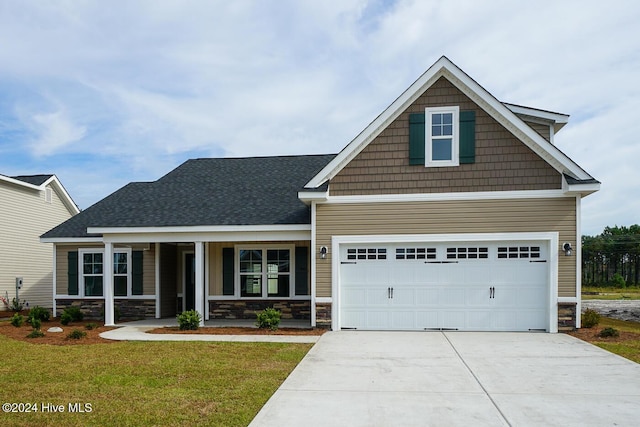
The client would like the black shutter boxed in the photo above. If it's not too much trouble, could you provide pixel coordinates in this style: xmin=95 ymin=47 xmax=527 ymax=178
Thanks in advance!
xmin=459 ymin=111 xmax=476 ymax=164
xmin=132 ymin=251 xmax=144 ymax=295
xmin=295 ymin=246 xmax=309 ymax=296
xmin=408 ymin=113 xmax=426 ymax=165
xmin=68 ymin=251 xmax=78 ymax=295
xmin=222 ymin=248 xmax=234 ymax=296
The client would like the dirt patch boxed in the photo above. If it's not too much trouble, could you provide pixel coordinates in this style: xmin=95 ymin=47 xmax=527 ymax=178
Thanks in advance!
xmin=149 ymin=326 xmax=327 ymax=336
xmin=0 ymin=319 xmax=116 ymax=345
xmin=568 ymin=325 xmax=640 ymax=344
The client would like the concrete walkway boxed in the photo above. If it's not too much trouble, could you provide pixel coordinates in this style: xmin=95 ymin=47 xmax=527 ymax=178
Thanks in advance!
xmin=99 ymin=319 xmax=320 ymax=343
xmin=250 ymin=331 xmax=640 ymax=427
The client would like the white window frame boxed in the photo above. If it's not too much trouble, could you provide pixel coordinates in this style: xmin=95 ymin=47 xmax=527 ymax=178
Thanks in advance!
xmin=78 ymin=248 xmax=131 ymax=298
xmin=426 ymin=106 xmax=459 ymax=167
xmin=235 ymin=244 xmax=296 ymax=299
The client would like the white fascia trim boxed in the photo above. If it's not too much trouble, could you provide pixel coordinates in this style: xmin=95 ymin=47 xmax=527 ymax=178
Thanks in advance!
xmin=40 ymin=237 xmax=104 ymax=243
xmin=504 ymin=103 xmax=569 ymax=133
xmin=0 ymin=174 xmax=42 ymax=190
xmin=330 ymin=232 xmax=559 ymax=333
xmin=0 ymin=174 xmax=79 ymax=214
xmin=315 ymin=297 xmax=332 ymax=304
xmin=304 ymin=56 xmax=592 ymax=189
xmin=88 ymin=224 xmax=310 ymax=234
xmin=562 ymin=176 xmax=601 ymax=197
xmin=324 ymin=189 xmax=567 ymax=204
xmin=558 ymin=297 xmax=578 ymax=304
xmin=43 ymin=175 xmax=81 ymax=215
xmin=298 ymin=191 xmax=328 ymax=204
xmin=101 ymin=229 xmax=311 ymax=244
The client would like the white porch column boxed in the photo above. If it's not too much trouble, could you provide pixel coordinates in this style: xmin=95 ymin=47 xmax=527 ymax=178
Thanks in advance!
xmin=104 ymin=242 xmax=115 ymax=326
xmin=155 ymin=242 xmax=161 ymax=319
xmin=194 ymin=241 xmax=205 ymax=326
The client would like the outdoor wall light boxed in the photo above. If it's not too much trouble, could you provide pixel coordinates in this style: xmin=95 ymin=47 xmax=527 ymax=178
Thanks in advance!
xmin=320 ymin=246 xmax=328 ymax=259
xmin=563 ymin=242 xmax=573 ymax=256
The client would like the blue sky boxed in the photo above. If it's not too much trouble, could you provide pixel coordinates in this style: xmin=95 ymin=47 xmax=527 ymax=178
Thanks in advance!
xmin=0 ymin=0 xmax=638 ymax=236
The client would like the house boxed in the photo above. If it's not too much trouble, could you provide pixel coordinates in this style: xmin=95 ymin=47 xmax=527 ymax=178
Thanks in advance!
xmin=1 ymin=174 xmax=79 ymax=310
xmin=41 ymin=57 xmax=599 ymax=332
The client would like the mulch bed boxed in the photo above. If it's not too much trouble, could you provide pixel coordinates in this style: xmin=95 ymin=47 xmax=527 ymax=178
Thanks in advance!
xmin=0 ymin=318 xmax=116 ymax=345
xmin=568 ymin=325 xmax=640 ymax=344
xmin=149 ymin=326 xmax=327 ymax=336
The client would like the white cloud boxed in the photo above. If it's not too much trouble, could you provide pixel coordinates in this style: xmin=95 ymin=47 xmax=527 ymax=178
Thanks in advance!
xmin=27 ymin=109 xmax=87 ymax=157
xmin=0 ymin=0 xmax=638 ymax=229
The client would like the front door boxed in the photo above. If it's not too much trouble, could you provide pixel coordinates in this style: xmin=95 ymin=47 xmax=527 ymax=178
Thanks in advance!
xmin=184 ymin=252 xmax=195 ymax=311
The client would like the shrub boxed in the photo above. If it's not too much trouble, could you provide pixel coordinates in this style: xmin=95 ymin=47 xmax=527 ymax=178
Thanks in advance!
xmin=67 ymin=329 xmax=87 ymax=340
xmin=64 ymin=306 xmax=84 ymax=321
xmin=30 ymin=318 xmax=42 ymax=331
xmin=85 ymin=322 xmax=98 ymax=330
xmin=60 ymin=306 xmax=84 ymax=325
xmin=26 ymin=330 xmax=45 ymax=338
xmin=255 ymin=308 xmax=281 ymax=331
xmin=10 ymin=297 xmax=24 ymax=312
xmin=10 ymin=313 xmax=24 ymax=327
xmin=28 ymin=306 xmax=50 ymax=324
xmin=582 ymin=308 xmax=601 ymax=328
xmin=598 ymin=327 xmax=620 ymax=338
xmin=60 ymin=312 xmax=73 ymax=326
xmin=177 ymin=310 xmax=201 ymax=330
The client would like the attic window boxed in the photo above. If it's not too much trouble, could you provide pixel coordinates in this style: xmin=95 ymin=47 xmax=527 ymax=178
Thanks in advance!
xmin=45 ymin=188 xmax=52 ymax=204
xmin=409 ymin=109 xmax=475 ymax=166
xmin=427 ymin=107 xmax=459 ymax=167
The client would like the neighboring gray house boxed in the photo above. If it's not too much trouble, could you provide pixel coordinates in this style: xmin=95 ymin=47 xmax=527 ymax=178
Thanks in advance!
xmin=1 ymin=174 xmax=79 ymax=310
xmin=42 ymin=57 xmax=599 ymax=331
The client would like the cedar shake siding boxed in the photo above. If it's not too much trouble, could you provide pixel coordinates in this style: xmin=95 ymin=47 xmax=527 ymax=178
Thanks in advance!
xmin=315 ymin=197 xmax=577 ymax=298
xmin=329 ymin=77 xmax=561 ymax=196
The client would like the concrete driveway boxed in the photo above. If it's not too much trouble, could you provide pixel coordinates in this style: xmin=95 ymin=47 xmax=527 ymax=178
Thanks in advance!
xmin=250 ymin=331 xmax=640 ymax=427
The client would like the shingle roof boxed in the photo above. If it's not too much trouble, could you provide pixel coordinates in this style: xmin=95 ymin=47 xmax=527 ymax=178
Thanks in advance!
xmin=9 ymin=174 xmax=54 ymax=186
xmin=42 ymin=154 xmax=336 ymax=239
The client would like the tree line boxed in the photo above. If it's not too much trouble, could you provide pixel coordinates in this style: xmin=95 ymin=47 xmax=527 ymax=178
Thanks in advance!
xmin=582 ymin=225 xmax=640 ymax=287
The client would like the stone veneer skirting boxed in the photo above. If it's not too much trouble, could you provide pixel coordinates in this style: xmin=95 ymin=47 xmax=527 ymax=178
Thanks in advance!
xmin=208 ymin=300 xmax=311 ymax=320
xmin=557 ymin=303 xmax=577 ymax=332
xmin=313 ymin=303 xmax=577 ymax=331
xmin=56 ymin=299 xmax=156 ymax=321
xmin=315 ymin=302 xmax=332 ymax=328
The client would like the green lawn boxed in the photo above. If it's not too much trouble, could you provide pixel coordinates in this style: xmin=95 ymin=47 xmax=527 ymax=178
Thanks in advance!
xmin=585 ymin=317 xmax=640 ymax=364
xmin=0 ymin=336 xmax=311 ymax=426
xmin=581 ymin=286 xmax=640 ymax=300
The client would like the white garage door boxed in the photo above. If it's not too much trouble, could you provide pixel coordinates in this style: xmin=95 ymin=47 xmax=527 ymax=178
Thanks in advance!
xmin=340 ymin=241 xmax=549 ymax=331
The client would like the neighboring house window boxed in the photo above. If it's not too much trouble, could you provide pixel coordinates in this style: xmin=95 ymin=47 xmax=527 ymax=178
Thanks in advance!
xmin=409 ymin=108 xmax=476 ymax=166
xmin=237 ymin=245 xmax=295 ymax=298
xmin=426 ymin=106 xmax=459 ymax=167
xmin=70 ymin=248 xmax=141 ymax=297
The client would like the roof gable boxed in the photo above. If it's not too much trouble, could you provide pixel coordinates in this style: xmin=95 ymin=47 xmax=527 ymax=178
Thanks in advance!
xmin=305 ymin=56 xmax=594 ymax=189
xmin=1 ymin=173 xmax=79 ymax=215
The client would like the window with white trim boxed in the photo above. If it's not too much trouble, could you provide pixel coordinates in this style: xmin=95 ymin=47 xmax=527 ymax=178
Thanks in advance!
xmin=426 ymin=106 xmax=459 ymax=167
xmin=78 ymin=248 xmax=132 ymax=297
xmin=237 ymin=246 xmax=294 ymax=298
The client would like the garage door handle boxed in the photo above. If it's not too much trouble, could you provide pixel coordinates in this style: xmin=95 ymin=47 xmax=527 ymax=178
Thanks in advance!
xmin=489 ymin=286 xmax=495 ymax=299
xmin=387 ymin=287 xmax=394 ymax=299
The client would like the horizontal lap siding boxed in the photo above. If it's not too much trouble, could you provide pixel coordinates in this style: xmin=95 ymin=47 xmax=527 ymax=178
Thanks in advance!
xmin=329 ymin=77 xmax=561 ymax=196
xmin=316 ymin=197 xmax=576 ymax=298
xmin=56 ymin=243 xmax=155 ymax=295
xmin=1 ymin=183 xmax=75 ymax=308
